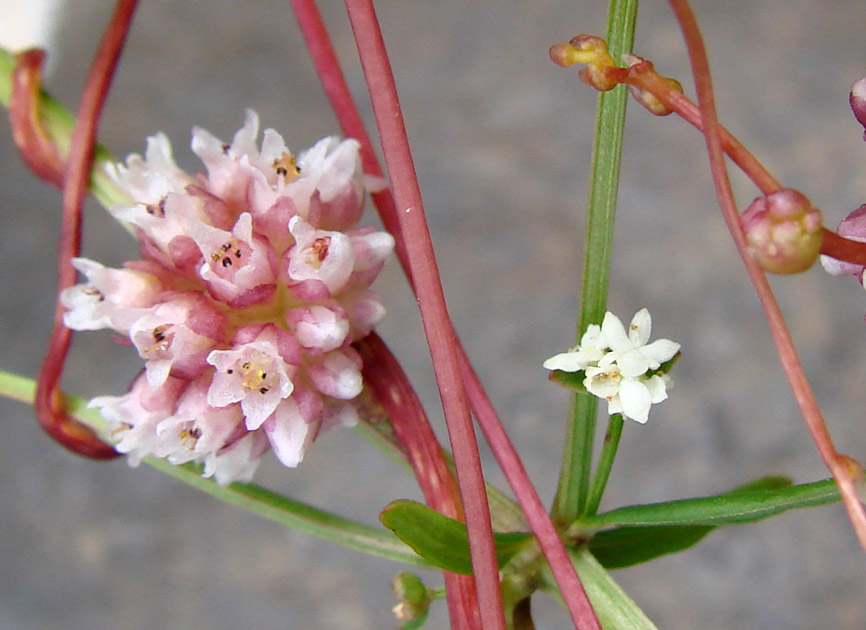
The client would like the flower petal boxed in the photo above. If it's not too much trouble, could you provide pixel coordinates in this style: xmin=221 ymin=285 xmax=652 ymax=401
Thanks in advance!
xmin=543 ymin=352 xmax=585 ymax=372
xmin=601 ymin=311 xmax=630 ymax=352
xmin=618 ymin=378 xmax=652 ymax=424
xmin=628 ymin=308 xmax=652 ymax=346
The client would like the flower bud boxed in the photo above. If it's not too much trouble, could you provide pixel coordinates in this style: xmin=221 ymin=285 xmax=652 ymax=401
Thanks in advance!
xmin=549 ymin=35 xmax=629 ymax=91
xmin=391 ymin=572 xmax=431 ymax=623
xmin=820 ymin=204 xmax=866 ymax=278
xmin=742 ymin=189 xmax=823 ymax=274
xmin=622 ymin=55 xmax=682 ymax=116
xmin=850 ymin=78 xmax=866 ymax=140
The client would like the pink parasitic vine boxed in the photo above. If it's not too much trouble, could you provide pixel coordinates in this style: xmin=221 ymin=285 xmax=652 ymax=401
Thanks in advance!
xmin=665 ymin=0 xmax=866 ymax=552
xmin=33 ymin=0 xmax=140 ymax=460
xmin=289 ymin=0 xmax=602 ymax=627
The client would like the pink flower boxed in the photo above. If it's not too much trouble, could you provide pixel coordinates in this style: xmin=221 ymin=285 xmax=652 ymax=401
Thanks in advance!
xmin=69 ymin=112 xmax=394 ymax=484
xmin=206 ymin=324 xmax=298 ymax=430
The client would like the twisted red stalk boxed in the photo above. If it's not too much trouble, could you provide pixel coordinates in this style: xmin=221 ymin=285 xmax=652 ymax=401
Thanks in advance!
xmin=35 ymin=0 xmax=140 ymax=459
xmin=358 ymin=333 xmax=480 ymax=629
xmin=628 ymin=65 xmax=866 ymax=267
xmin=340 ymin=2 xmax=504 ymax=627
xmin=289 ymin=2 xmax=601 ymax=627
xmin=667 ymin=0 xmax=866 ymax=552
xmin=9 ymin=49 xmax=64 ymax=188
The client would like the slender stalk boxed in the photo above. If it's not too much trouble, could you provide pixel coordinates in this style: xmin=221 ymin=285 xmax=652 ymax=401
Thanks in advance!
xmin=460 ymin=360 xmax=601 ymax=630
xmin=553 ymin=0 xmax=638 ymax=525
xmin=288 ymin=0 xmax=412 ymax=277
xmin=666 ymin=0 xmax=866 ymax=552
xmin=583 ymin=414 xmax=625 ymax=517
xmin=9 ymin=50 xmax=64 ymax=187
xmin=0 ymin=47 xmax=129 ymax=211
xmin=0 ymin=370 xmax=429 ymax=567
xmin=820 ymin=228 xmax=866 ymax=265
xmin=289 ymin=3 xmax=602 ymax=625
xmin=358 ymin=333 xmax=480 ymax=628
xmin=34 ymin=0 xmax=139 ymax=460
xmin=341 ymin=1 xmax=503 ymax=627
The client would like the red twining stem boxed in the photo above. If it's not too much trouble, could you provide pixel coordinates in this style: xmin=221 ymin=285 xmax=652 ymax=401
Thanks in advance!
xmin=629 ymin=63 xmax=866 ymax=269
xmin=341 ymin=1 xmax=503 ymax=628
xmin=35 ymin=0 xmax=140 ymax=460
xmin=288 ymin=0 xmax=411 ymax=279
xmin=627 ymin=66 xmax=782 ymax=196
xmin=358 ymin=333 xmax=480 ymax=628
xmin=9 ymin=49 xmax=65 ymax=188
xmin=666 ymin=0 xmax=866 ymax=552
xmin=290 ymin=3 xmax=601 ymax=627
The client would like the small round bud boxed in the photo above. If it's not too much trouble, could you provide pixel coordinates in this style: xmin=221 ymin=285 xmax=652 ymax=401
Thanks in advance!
xmin=742 ymin=189 xmax=823 ymax=274
xmin=850 ymin=78 xmax=866 ymax=140
xmin=391 ymin=572 xmax=431 ymax=623
xmin=569 ymin=34 xmax=608 ymax=53
xmin=627 ymin=78 xmax=682 ymax=116
xmin=549 ymin=42 xmax=579 ymax=68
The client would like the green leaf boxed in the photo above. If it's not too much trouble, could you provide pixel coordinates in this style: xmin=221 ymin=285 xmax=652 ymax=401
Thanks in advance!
xmin=582 ymin=476 xmax=793 ymax=569
xmin=380 ymin=499 xmax=531 ymax=575
xmin=545 ymin=548 xmax=661 ymax=630
xmin=576 ymin=476 xmax=838 ymax=530
xmin=589 ymin=524 xmax=713 ymax=569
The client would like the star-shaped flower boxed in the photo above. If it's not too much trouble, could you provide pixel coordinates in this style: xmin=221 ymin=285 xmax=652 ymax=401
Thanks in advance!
xmin=544 ymin=308 xmax=680 ymax=424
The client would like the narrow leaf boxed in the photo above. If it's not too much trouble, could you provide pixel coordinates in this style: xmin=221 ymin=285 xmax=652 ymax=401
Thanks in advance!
xmin=582 ymin=475 xmax=791 ymax=569
xmin=380 ymin=499 xmax=531 ymax=575
xmin=589 ymin=524 xmax=714 ymax=569
xmin=577 ymin=477 xmax=838 ymax=529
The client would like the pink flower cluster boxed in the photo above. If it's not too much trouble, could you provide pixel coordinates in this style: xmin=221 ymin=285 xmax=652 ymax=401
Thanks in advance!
xmin=63 ymin=111 xmax=394 ymax=484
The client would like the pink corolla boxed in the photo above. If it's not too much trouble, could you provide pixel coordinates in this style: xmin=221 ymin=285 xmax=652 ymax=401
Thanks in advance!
xmin=65 ymin=112 xmax=394 ymax=484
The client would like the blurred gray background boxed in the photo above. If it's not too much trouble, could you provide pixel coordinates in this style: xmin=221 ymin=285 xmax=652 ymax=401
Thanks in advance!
xmin=2 ymin=0 xmax=866 ymax=628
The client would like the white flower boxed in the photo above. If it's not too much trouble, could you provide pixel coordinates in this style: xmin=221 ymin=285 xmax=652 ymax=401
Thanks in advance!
xmin=542 ymin=323 xmax=604 ymax=372
xmin=0 ymin=0 xmax=63 ymax=53
xmin=544 ymin=308 xmax=680 ymax=424
xmin=599 ymin=309 xmax=680 ymax=378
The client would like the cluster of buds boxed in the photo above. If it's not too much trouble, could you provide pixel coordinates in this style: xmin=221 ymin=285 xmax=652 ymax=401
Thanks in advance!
xmin=62 ymin=111 xmax=394 ymax=484
xmin=549 ymin=35 xmax=683 ymax=116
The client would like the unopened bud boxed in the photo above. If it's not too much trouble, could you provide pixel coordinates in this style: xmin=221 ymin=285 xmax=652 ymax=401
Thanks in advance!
xmin=850 ymin=78 xmax=866 ymax=140
xmin=627 ymin=78 xmax=682 ymax=116
xmin=569 ymin=34 xmax=608 ymax=53
xmin=391 ymin=572 xmax=431 ymax=623
xmin=742 ymin=189 xmax=823 ymax=274
xmin=622 ymin=55 xmax=682 ymax=116
xmin=550 ymin=35 xmax=626 ymax=92
xmin=820 ymin=204 xmax=866 ymax=278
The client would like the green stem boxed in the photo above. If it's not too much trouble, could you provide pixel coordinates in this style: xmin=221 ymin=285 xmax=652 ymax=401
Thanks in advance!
xmin=538 ymin=547 xmax=660 ymax=630
xmin=552 ymin=0 xmax=639 ymax=523
xmin=0 ymin=370 xmax=429 ymax=567
xmin=583 ymin=414 xmax=625 ymax=517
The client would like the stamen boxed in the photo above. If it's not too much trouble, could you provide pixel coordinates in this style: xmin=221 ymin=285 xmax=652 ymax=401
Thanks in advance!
xmin=273 ymin=152 xmax=300 ymax=178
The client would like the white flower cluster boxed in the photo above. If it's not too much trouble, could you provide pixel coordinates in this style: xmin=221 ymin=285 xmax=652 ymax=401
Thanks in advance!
xmin=544 ymin=308 xmax=680 ymax=424
xmin=62 ymin=111 xmax=394 ymax=484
